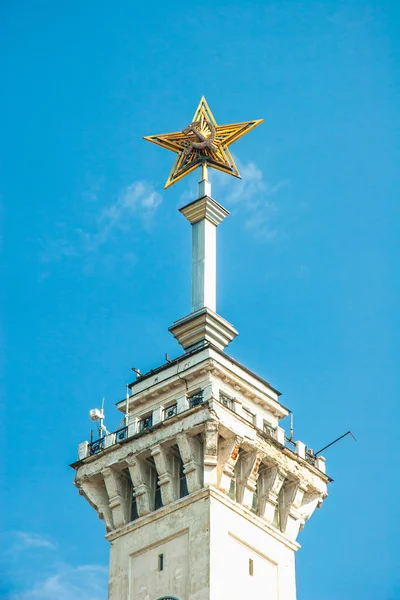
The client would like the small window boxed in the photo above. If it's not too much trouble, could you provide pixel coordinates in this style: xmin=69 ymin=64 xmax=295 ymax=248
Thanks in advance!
xmin=158 ymin=553 xmax=164 ymax=571
xmin=242 ymin=407 xmax=256 ymax=425
xmin=138 ymin=413 xmax=153 ymax=432
xmin=189 ymin=390 xmax=203 ymax=408
xmin=163 ymin=403 xmax=177 ymax=420
xmin=219 ymin=391 xmax=235 ymax=411
xmin=249 ymin=558 xmax=254 ymax=576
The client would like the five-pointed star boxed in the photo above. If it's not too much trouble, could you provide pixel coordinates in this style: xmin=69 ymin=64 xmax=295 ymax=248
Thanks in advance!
xmin=143 ymin=97 xmax=263 ymax=189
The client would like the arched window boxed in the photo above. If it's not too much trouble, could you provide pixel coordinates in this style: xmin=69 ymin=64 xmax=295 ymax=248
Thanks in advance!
xmin=156 ymin=597 xmax=180 ymax=600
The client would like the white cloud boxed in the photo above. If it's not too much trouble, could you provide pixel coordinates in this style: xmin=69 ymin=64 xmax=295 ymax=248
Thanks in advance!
xmin=10 ymin=563 xmax=108 ymax=600
xmin=180 ymin=159 xmax=286 ymax=242
xmin=2 ymin=531 xmax=108 ymax=600
xmin=41 ymin=180 xmax=162 ymax=262
xmin=16 ymin=532 xmax=56 ymax=551
xmin=101 ymin=180 xmax=162 ymax=232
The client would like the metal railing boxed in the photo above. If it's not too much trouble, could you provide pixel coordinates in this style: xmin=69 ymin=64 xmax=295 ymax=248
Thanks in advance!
xmin=189 ymin=391 xmax=204 ymax=408
xmin=138 ymin=414 xmax=153 ymax=432
xmin=219 ymin=391 xmax=235 ymax=411
xmin=163 ymin=403 xmax=178 ymax=420
xmin=89 ymin=437 xmax=104 ymax=455
xmin=115 ymin=426 xmax=128 ymax=443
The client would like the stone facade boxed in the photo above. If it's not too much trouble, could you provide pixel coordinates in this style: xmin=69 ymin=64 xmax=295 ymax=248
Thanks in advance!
xmin=73 ymin=344 xmax=329 ymax=600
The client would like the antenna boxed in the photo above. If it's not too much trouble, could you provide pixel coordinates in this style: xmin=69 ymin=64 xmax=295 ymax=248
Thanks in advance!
xmin=165 ymin=353 xmax=172 ymax=363
xmin=315 ymin=431 xmax=357 ymax=456
xmin=125 ymin=384 xmax=130 ymax=426
xmin=290 ymin=413 xmax=294 ymax=441
xmin=131 ymin=367 xmax=141 ymax=380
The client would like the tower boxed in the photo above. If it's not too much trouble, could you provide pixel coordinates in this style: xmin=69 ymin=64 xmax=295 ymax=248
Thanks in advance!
xmin=72 ymin=98 xmax=329 ymax=600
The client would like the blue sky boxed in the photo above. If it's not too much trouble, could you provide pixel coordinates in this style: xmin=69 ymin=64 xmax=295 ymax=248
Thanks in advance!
xmin=1 ymin=0 xmax=399 ymax=598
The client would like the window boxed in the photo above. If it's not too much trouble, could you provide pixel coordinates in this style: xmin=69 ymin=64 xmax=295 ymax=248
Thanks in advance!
xmin=219 ymin=391 xmax=234 ymax=410
xmin=163 ymin=403 xmax=177 ymax=420
xmin=189 ymin=390 xmax=203 ymax=408
xmin=138 ymin=413 xmax=153 ymax=432
xmin=249 ymin=558 xmax=254 ymax=576
xmin=242 ymin=407 xmax=256 ymax=425
xmin=158 ymin=554 xmax=164 ymax=571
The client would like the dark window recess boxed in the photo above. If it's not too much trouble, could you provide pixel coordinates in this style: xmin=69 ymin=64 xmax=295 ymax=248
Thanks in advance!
xmin=131 ymin=494 xmax=139 ymax=522
xmin=164 ymin=403 xmax=177 ymax=420
xmin=228 ymin=479 xmax=236 ymax=500
xmin=155 ymin=478 xmax=163 ymax=510
xmin=189 ymin=390 xmax=204 ymax=408
xmin=249 ymin=558 xmax=254 ymax=576
xmin=138 ymin=414 xmax=153 ymax=432
xmin=179 ymin=461 xmax=189 ymax=498
xmin=219 ymin=391 xmax=234 ymax=410
xmin=158 ymin=553 xmax=164 ymax=571
xmin=251 ymin=490 xmax=258 ymax=513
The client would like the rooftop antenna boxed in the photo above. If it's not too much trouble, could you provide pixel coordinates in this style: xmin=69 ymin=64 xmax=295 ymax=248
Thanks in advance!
xmin=89 ymin=398 xmax=109 ymax=439
xmin=165 ymin=353 xmax=172 ymax=363
xmin=131 ymin=367 xmax=141 ymax=380
xmin=289 ymin=412 xmax=294 ymax=442
xmin=125 ymin=385 xmax=130 ymax=427
xmin=315 ymin=431 xmax=357 ymax=457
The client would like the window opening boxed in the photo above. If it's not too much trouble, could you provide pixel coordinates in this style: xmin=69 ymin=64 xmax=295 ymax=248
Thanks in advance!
xmin=158 ymin=553 xmax=164 ymax=571
xmin=249 ymin=558 xmax=254 ymax=576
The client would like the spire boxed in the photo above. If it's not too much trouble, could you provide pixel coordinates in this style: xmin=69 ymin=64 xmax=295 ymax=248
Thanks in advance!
xmin=169 ymin=165 xmax=238 ymax=351
xmin=143 ymin=97 xmax=263 ymax=351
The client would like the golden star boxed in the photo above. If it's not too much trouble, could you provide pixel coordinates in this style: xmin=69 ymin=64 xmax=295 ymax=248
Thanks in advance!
xmin=143 ymin=97 xmax=263 ymax=189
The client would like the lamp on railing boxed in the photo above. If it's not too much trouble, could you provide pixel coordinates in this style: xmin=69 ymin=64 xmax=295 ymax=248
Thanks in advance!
xmin=89 ymin=398 xmax=109 ymax=439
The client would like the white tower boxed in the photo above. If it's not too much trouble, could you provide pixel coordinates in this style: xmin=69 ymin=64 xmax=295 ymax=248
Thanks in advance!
xmin=72 ymin=101 xmax=329 ymax=600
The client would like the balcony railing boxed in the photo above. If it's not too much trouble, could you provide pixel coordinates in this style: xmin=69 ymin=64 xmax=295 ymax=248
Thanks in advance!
xmin=138 ymin=414 xmax=153 ymax=432
xmin=115 ymin=426 xmax=128 ymax=443
xmin=163 ymin=403 xmax=178 ymax=420
xmin=89 ymin=437 xmax=104 ymax=456
xmin=189 ymin=391 xmax=204 ymax=408
xmin=219 ymin=391 xmax=235 ymax=411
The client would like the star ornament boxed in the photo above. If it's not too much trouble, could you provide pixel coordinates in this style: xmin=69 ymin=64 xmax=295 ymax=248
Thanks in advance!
xmin=143 ymin=97 xmax=263 ymax=189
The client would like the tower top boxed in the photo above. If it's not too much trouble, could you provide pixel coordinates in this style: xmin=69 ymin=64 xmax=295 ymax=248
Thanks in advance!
xmin=143 ymin=96 xmax=263 ymax=188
